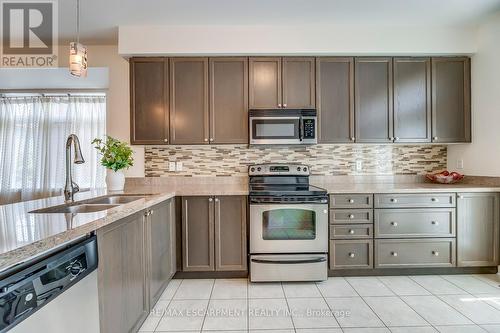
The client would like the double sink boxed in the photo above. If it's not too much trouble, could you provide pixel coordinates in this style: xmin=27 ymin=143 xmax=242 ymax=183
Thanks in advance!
xmin=30 ymin=195 xmax=148 ymax=214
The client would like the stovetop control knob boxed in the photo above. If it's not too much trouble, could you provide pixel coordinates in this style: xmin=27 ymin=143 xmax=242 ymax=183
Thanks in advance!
xmin=297 ymin=167 xmax=301 ymax=171
xmin=250 ymin=167 xmax=255 ymax=172
xmin=257 ymin=167 xmax=261 ymax=172
xmin=303 ymin=167 xmax=307 ymax=172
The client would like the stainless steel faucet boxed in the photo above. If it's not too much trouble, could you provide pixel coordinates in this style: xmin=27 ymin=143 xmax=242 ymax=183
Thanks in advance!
xmin=64 ymin=134 xmax=85 ymax=202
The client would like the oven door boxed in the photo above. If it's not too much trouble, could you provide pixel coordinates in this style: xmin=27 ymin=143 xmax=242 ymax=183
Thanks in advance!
xmin=250 ymin=117 xmax=301 ymax=144
xmin=250 ymin=203 xmax=328 ymax=253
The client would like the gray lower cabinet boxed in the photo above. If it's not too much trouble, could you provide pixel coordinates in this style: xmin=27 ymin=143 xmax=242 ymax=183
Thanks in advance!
xmin=375 ymin=238 xmax=456 ymax=268
xmin=431 ymin=57 xmax=471 ymax=143
xmin=393 ymin=57 xmax=431 ymax=143
xmin=182 ymin=196 xmax=247 ymax=272
xmin=355 ymin=57 xmax=393 ymax=143
xmin=330 ymin=240 xmax=373 ymax=269
xmin=457 ymin=192 xmax=500 ymax=267
xmin=97 ymin=212 xmax=148 ymax=333
xmin=316 ymin=57 xmax=354 ymax=143
xmin=147 ymin=199 xmax=176 ymax=307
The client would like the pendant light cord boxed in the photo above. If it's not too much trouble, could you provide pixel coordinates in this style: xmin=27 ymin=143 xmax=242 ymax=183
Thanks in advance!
xmin=76 ymin=0 xmax=80 ymax=44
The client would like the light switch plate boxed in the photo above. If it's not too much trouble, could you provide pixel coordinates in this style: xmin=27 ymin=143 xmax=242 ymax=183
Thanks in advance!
xmin=176 ymin=162 xmax=183 ymax=171
xmin=168 ymin=162 xmax=176 ymax=172
xmin=456 ymin=159 xmax=464 ymax=169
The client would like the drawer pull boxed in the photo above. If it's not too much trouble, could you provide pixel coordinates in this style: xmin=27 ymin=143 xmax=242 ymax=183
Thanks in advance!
xmin=432 ymin=251 xmax=439 ymax=256
xmin=348 ymin=229 xmax=355 ymax=234
xmin=431 ymin=221 xmax=439 ymax=226
xmin=391 ymin=221 xmax=398 ymax=227
xmin=348 ymin=214 xmax=355 ymax=219
xmin=348 ymin=199 xmax=354 ymax=203
xmin=390 ymin=198 xmax=398 ymax=203
xmin=391 ymin=251 xmax=398 ymax=257
xmin=431 ymin=198 xmax=439 ymax=202
xmin=348 ymin=252 xmax=356 ymax=258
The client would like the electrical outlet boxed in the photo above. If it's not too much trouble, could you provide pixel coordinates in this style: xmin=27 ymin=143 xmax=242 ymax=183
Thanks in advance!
xmin=355 ymin=160 xmax=362 ymax=171
xmin=456 ymin=159 xmax=464 ymax=169
xmin=176 ymin=162 xmax=183 ymax=171
xmin=169 ymin=162 xmax=176 ymax=172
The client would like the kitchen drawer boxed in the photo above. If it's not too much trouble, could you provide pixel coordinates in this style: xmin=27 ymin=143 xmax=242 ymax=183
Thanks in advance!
xmin=374 ymin=208 xmax=456 ymax=238
xmin=330 ymin=194 xmax=373 ymax=209
xmin=330 ymin=224 xmax=373 ymax=239
xmin=375 ymin=238 xmax=456 ymax=268
xmin=374 ymin=193 xmax=456 ymax=208
xmin=330 ymin=240 xmax=373 ymax=269
xmin=330 ymin=209 xmax=373 ymax=224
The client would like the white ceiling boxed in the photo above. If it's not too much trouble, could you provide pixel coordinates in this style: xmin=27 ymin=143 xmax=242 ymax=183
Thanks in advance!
xmin=59 ymin=0 xmax=500 ymax=44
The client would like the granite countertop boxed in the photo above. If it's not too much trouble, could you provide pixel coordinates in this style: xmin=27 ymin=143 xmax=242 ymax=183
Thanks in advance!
xmin=2 ymin=176 xmax=500 ymax=274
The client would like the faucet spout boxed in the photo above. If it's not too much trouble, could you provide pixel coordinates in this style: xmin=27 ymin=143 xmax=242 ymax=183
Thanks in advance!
xmin=64 ymin=134 xmax=85 ymax=202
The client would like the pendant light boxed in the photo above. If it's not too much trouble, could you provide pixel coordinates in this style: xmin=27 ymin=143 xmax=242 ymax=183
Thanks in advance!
xmin=69 ymin=0 xmax=87 ymax=77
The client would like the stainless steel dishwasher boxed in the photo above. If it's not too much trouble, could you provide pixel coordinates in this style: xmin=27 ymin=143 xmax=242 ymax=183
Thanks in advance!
xmin=0 ymin=236 xmax=99 ymax=333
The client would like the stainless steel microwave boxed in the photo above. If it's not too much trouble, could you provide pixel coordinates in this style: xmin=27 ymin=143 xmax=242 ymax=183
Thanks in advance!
xmin=249 ymin=109 xmax=317 ymax=145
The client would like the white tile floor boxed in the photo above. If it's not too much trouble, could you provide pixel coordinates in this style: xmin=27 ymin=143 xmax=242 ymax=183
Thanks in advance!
xmin=139 ymin=274 xmax=500 ymax=333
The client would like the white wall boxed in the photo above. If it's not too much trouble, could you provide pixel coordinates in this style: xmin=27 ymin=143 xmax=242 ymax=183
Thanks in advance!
xmin=57 ymin=45 xmax=144 ymax=177
xmin=448 ymin=13 xmax=500 ymax=176
xmin=119 ymin=24 xmax=477 ymax=56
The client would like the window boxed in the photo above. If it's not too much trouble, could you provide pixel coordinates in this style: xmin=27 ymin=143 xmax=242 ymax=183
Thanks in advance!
xmin=0 ymin=94 xmax=106 ymax=204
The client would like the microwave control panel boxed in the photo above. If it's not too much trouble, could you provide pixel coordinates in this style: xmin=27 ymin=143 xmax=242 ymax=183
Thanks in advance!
xmin=303 ymin=119 xmax=316 ymax=138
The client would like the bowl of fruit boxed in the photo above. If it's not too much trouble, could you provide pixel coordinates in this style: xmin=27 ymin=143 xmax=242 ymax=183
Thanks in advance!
xmin=426 ymin=170 xmax=464 ymax=184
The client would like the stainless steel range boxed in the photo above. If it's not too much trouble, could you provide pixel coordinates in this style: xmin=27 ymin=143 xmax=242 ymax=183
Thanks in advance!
xmin=249 ymin=163 xmax=328 ymax=282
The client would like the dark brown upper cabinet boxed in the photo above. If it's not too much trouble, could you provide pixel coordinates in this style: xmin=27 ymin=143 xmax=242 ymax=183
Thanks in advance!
xmin=170 ymin=58 xmax=209 ymax=144
xmin=316 ymin=57 xmax=354 ymax=143
xmin=249 ymin=57 xmax=315 ymax=109
xmin=431 ymin=57 xmax=471 ymax=143
xmin=209 ymin=57 xmax=249 ymax=144
xmin=355 ymin=57 xmax=393 ymax=143
xmin=249 ymin=57 xmax=282 ymax=109
xmin=282 ymin=57 xmax=316 ymax=109
xmin=130 ymin=58 xmax=169 ymax=144
xmin=393 ymin=57 xmax=432 ymax=143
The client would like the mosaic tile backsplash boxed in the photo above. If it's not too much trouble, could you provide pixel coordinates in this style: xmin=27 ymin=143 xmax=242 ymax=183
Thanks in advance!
xmin=145 ymin=145 xmax=447 ymax=177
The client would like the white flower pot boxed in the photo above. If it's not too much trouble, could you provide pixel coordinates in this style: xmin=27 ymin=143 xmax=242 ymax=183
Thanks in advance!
xmin=106 ymin=170 xmax=125 ymax=191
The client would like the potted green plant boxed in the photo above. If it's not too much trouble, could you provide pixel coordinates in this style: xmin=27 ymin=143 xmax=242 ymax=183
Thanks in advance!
xmin=92 ymin=136 xmax=134 ymax=191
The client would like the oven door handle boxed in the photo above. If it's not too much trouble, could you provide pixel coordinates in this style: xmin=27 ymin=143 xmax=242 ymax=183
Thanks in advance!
xmin=251 ymin=257 xmax=326 ymax=265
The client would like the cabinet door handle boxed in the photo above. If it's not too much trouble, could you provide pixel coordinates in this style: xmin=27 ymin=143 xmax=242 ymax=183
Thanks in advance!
xmin=348 ymin=229 xmax=355 ymax=234
xmin=278 ymin=103 xmax=282 ymax=108
xmin=208 ymin=198 xmax=213 ymax=202
xmin=283 ymin=103 xmax=287 ymax=108
xmin=350 ymin=137 xmax=355 ymax=141
xmin=391 ymin=221 xmax=398 ymax=227
xmin=458 ymin=194 xmax=464 ymax=199
xmin=348 ymin=252 xmax=356 ymax=258
xmin=323 ymin=209 xmax=328 ymax=214
xmin=164 ymin=138 xmax=168 ymax=143
xmin=348 ymin=214 xmax=355 ymax=219
xmin=214 ymin=198 xmax=219 ymax=202
xmin=394 ymin=137 xmax=400 ymax=141
xmin=431 ymin=197 xmax=439 ymax=202
xmin=209 ymin=138 xmax=214 ymax=142
xmin=348 ymin=199 xmax=354 ymax=204
xmin=390 ymin=198 xmax=398 ymax=203
xmin=432 ymin=251 xmax=439 ymax=256
xmin=391 ymin=251 xmax=398 ymax=257
xmin=431 ymin=221 xmax=439 ymax=226
xmin=150 ymin=210 xmax=154 ymax=215
xmin=204 ymin=138 xmax=208 ymax=142
xmin=389 ymin=137 xmax=395 ymax=141
xmin=432 ymin=136 xmax=438 ymax=141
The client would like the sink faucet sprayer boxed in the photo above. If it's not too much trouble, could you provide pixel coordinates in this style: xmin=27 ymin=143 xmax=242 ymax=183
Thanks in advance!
xmin=64 ymin=134 xmax=85 ymax=202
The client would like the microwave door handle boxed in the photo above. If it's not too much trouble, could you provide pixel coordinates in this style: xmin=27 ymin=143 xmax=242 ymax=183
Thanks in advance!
xmin=299 ymin=117 xmax=304 ymax=141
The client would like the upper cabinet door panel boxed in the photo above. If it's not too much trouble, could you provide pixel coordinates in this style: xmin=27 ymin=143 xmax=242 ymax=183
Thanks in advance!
xmin=355 ymin=58 xmax=393 ymax=143
xmin=130 ymin=58 xmax=168 ymax=145
xmin=170 ymin=58 xmax=209 ymax=144
xmin=431 ymin=57 xmax=471 ymax=143
xmin=316 ymin=57 xmax=354 ymax=143
xmin=209 ymin=57 xmax=249 ymax=144
xmin=393 ymin=57 xmax=431 ymax=143
xmin=282 ymin=57 xmax=316 ymax=109
xmin=249 ymin=57 xmax=281 ymax=109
